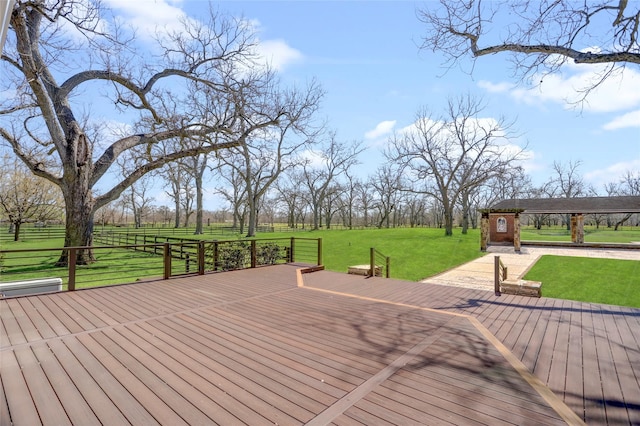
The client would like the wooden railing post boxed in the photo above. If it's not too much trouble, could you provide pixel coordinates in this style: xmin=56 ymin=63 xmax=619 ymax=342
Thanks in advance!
xmin=370 ymin=247 xmax=375 ymax=277
xmin=290 ymin=237 xmax=295 ymax=263
xmin=494 ymin=256 xmax=501 ymax=296
xmin=213 ymin=241 xmax=219 ymax=271
xmin=198 ymin=241 xmax=205 ymax=275
xmin=386 ymin=256 xmax=390 ymax=278
xmin=250 ymin=240 xmax=257 ymax=268
xmin=163 ymin=243 xmax=171 ymax=280
xmin=317 ymin=238 xmax=323 ymax=266
xmin=68 ymin=248 xmax=76 ymax=291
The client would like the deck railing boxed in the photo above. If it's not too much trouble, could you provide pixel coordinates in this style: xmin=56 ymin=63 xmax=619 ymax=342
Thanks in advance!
xmin=494 ymin=255 xmax=508 ymax=296
xmin=0 ymin=237 xmax=322 ymax=295
xmin=369 ymin=247 xmax=391 ymax=278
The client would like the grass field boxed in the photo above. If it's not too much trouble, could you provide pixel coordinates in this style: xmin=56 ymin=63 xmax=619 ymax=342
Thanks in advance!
xmin=3 ymin=225 xmax=640 ymax=307
xmin=524 ymin=255 xmax=640 ymax=308
xmin=521 ymin=225 xmax=640 ymax=243
xmin=1 ymin=227 xmax=484 ymax=283
xmin=274 ymin=227 xmax=484 ymax=281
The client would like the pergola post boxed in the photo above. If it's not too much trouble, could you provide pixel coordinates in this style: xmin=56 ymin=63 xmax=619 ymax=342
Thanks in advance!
xmin=480 ymin=212 xmax=490 ymax=251
xmin=514 ymin=213 xmax=521 ymax=252
xmin=571 ymin=213 xmax=585 ymax=244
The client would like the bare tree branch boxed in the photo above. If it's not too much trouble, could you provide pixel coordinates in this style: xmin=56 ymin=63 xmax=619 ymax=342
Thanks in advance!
xmin=418 ymin=0 xmax=640 ymax=92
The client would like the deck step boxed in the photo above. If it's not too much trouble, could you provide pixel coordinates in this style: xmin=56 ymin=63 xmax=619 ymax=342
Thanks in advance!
xmin=347 ymin=264 xmax=381 ymax=277
xmin=501 ymin=279 xmax=542 ymax=297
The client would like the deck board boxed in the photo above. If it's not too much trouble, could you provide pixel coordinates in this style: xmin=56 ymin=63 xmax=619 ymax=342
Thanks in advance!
xmin=2 ymin=264 xmax=639 ymax=425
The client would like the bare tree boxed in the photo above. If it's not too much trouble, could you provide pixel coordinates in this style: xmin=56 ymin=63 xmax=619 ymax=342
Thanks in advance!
xmin=418 ymin=1 xmax=640 ymax=94
xmin=1 ymin=1 xmax=286 ymax=264
xmin=388 ymin=94 xmax=524 ymax=236
xmin=337 ymin=170 xmax=361 ymax=229
xmin=216 ymin=79 xmax=323 ymax=237
xmin=274 ymin=171 xmax=305 ymax=229
xmin=354 ymin=179 xmax=375 ymax=227
xmin=215 ymin=166 xmax=248 ymax=234
xmin=301 ymin=134 xmax=364 ymax=230
xmin=607 ymin=169 xmax=640 ymax=230
xmin=545 ymin=160 xmax=585 ymax=229
xmin=179 ymin=153 xmax=209 ymax=234
xmin=123 ymin=179 xmax=154 ymax=229
xmin=369 ymin=165 xmax=403 ymax=229
xmin=0 ymin=154 xmax=63 ymax=241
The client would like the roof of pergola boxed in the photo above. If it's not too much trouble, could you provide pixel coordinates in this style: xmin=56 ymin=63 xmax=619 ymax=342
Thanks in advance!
xmin=480 ymin=196 xmax=640 ymax=214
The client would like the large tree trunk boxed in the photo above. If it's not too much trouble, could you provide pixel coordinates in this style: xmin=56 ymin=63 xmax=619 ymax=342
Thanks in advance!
xmin=312 ymin=203 xmax=320 ymax=230
xmin=443 ymin=209 xmax=454 ymax=236
xmin=461 ymin=193 xmax=469 ymax=235
xmin=194 ymin=172 xmax=204 ymax=235
xmin=173 ymin=197 xmax=180 ymax=228
xmin=246 ymin=195 xmax=257 ymax=237
xmin=56 ymin=130 xmax=96 ymax=266
xmin=13 ymin=221 xmax=20 ymax=242
xmin=57 ymin=188 xmax=96 ymax=266
xmin=614 ymin=213 xmax=632 ymax=231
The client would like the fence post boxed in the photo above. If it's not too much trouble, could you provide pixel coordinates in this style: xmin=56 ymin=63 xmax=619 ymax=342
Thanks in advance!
xmin=386 ymin=256 xmax=390 ymax=278
xmin=290 ymin=237 xmax=295 ymax=263
xmin=198 ymin=241 xmax=205 ymax=275
xmin=213 ymin=241 xmax=219 ymax=271
xmin=163 ymin=243 xmax=171 ymax=280
xmin=370 ymin=247 xmax=375 ymax=277
xmin=494 ymin=256 xmax=501 ymax=296
xmin=250 ymin=240 xmax=257 ymax=268
xmin=68 ymin=248 xmax=76 ymax=291
xmin=185 ymin=254 xmax=190 ymax=273
xmin=317 ymin=238 xmax=323 ymax=266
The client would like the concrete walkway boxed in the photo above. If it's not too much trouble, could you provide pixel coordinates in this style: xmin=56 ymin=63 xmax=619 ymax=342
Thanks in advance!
xmin=420 ymin=245 xmax=640 ymax=292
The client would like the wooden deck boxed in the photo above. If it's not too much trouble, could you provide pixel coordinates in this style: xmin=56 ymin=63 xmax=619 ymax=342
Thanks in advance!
xmin=1 ymin=264 xmax=638 ymax=425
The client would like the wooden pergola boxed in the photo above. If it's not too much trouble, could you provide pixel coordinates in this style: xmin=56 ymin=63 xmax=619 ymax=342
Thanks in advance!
xmin=479 ymin=196 xmax=640 ymax=251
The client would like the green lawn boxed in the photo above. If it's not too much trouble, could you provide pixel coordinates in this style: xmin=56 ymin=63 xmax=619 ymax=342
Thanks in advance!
xmin=524 ymin=255 xmax=640 ymax=308
xmin=1 ymin=227 xmax=484 ymax=284
xmin=521 ymin=226 xmax=640 ymax=243
xmin=274 ymin=227 xmax=484 ymax=281
xmin=6 ymin=226 xmax=639 ymax=308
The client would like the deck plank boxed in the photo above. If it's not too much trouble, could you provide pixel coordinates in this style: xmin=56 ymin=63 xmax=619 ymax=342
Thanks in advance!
xmin=580 ymin=303 xmax=608 ymax=425
xmin=30 ymin=343 xmax=100 ymax=425
xmin=130 ymin=321 xmax=314 ymax=424
xmin=45 ymin=339 xmax=131 ymax=426
xmin=116 ymin=324 xmax=298 ymax=425
xmin=0 ymin=349 xmax=41 ymax=426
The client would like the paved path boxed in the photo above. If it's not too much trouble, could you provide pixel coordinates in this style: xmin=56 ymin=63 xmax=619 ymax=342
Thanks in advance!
xmin=420 ymin=245 xmax=640 ymax=292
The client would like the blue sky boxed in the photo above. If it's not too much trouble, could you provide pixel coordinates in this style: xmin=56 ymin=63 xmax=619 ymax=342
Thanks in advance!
xmin=105 ymin=0 xmax=639 ymax=204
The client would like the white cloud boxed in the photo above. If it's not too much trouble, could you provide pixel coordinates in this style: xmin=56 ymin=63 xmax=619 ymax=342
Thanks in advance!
xmin=298 ymin=149 xmax=326 ymax=169
xmin=254 ymin=39 xmax=303 ymax=71
xmin=585 ymin=159 xmax=640 ymax=186
xmin=477 ymin=81 xmax=514 ymax=94
xmin=365 ymin=120 xmax=396 ymax=140
xmin=104 ymin=0 xmax=189 ymax=41
xmin=603 ymin=110 xmax=640 ymax=131
xmin=479 ymin=65 xmax=640 ymax=113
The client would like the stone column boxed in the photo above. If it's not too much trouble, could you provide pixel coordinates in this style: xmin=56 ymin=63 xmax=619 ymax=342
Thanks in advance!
xmin=571 ymin=214 xmax=578 ymax=243
xmin=480 ymin=213 xmax=489 ymax=251
xmin=576 ymin=214 xmax=584 ymax=243
xmin=514 ymin=213 xmax=521 ymax=252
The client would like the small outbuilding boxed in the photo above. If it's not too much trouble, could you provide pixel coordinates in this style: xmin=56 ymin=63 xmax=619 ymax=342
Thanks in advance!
xmin=479 ymin=196 xmax=640 ymax=251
